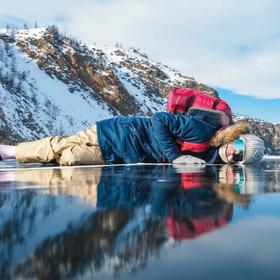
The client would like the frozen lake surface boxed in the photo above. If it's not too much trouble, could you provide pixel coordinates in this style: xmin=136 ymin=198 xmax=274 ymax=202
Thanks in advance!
xmin=1 ymin=159 xmax=280 ymax=279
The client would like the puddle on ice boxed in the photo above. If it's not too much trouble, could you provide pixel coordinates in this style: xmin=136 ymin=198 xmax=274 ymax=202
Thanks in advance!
xmin=1 ymin=159 xmax=280 ymax=280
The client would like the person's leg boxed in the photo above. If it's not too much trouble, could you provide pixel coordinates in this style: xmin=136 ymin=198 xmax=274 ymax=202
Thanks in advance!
xmin=57 ymin=144 xmax=104 ymax=165
xmin=14 ymin=125 xmax=105 ymax=165
xmin=0 ymin=145 xmax=16 ymax=160
xmin=15 ymin=136 xmax=58 ymax=163
xmin=53 ymin=125 xmax=105 ymax=165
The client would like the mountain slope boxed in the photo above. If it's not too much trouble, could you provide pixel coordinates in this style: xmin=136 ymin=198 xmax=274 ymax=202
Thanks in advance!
xmin=0 ymin=26 xmax=279 ymax=154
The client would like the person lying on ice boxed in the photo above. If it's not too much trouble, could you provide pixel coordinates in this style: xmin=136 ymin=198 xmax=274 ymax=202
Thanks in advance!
xmin=0 ymin=110 xmax=265 ymax=165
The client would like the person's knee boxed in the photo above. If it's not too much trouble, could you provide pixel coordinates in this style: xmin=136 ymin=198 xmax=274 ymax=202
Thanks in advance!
xmin=58 ymin=147 xmax=80 ymax=166
xmin=58 ymin=145 xmax=105 ymax=166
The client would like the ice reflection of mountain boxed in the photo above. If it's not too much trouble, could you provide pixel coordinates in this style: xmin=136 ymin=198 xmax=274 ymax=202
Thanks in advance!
xmin=0 ymin=188 xmax=95 ymax=274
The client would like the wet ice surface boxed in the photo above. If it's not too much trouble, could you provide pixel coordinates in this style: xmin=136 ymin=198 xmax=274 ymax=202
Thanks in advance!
xmin=1 ymin=160 xmax=280 ymax=279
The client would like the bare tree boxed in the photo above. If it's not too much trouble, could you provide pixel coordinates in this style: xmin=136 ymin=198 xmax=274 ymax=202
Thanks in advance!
xmin=10 ymin=53 xmax=17 ymax=74
xmin=16 ymin=79 xmax=22 ymax=92
xmin=11 ymin=29 xmax=16 ymax=38
xmin=4 ymin=42 xmax=10 ymax=54
xmin=19 ymin=70 xmax=28 ymax=81
xmin=0 ymin=47 xmax=3 ymax=61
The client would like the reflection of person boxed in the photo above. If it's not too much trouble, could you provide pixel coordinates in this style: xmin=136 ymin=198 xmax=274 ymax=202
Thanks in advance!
xmin=96 ymin=165 xmax=245 ymax=242
xmin=0 ymin=112 xmax=265 ymax=166
xmin=218 ymin=164 xmax=275 ymax=195
xmin=165 ymin=164 xmax=252 ymax=240
xmin=2 ymin=168 xmax=102 ymax=205
xmin=214 ymin=165 xmax=250 ymax=205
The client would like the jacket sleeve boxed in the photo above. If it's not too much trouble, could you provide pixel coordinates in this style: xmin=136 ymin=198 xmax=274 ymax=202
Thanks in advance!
xmin=151 ymin=112 xmax=195 ymax=162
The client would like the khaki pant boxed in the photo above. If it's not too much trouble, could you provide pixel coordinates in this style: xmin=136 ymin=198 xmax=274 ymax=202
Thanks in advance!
xmin=15 ymin=125 xmax=106 ymax=166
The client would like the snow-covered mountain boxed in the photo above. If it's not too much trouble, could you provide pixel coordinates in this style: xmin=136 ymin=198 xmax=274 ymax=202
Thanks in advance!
xmin=0 ymin=26 xmax=279 ymax=154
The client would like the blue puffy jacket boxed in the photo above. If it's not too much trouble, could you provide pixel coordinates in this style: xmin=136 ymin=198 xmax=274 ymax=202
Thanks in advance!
xmin=96 ymin=112 xmax=219 ymax=164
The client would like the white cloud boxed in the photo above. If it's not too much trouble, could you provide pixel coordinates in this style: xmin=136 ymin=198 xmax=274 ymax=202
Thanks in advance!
xmin=1 ymin=0 xmax=280 ymax=98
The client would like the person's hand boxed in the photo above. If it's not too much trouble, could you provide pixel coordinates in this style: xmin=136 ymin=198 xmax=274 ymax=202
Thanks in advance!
xmin=172 ymin=155 xmax=206 ymax=164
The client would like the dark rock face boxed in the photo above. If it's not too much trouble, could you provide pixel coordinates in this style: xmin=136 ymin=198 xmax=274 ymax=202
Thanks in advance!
xmin=0 ymin=27 xmax=279 ymax=154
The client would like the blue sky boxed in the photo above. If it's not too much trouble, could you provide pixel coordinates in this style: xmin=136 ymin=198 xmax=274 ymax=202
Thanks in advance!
xmin=1 ymin=0 xmax=280 ymax=122
xmin=217 ymin=88 xmax=280 ymax=123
